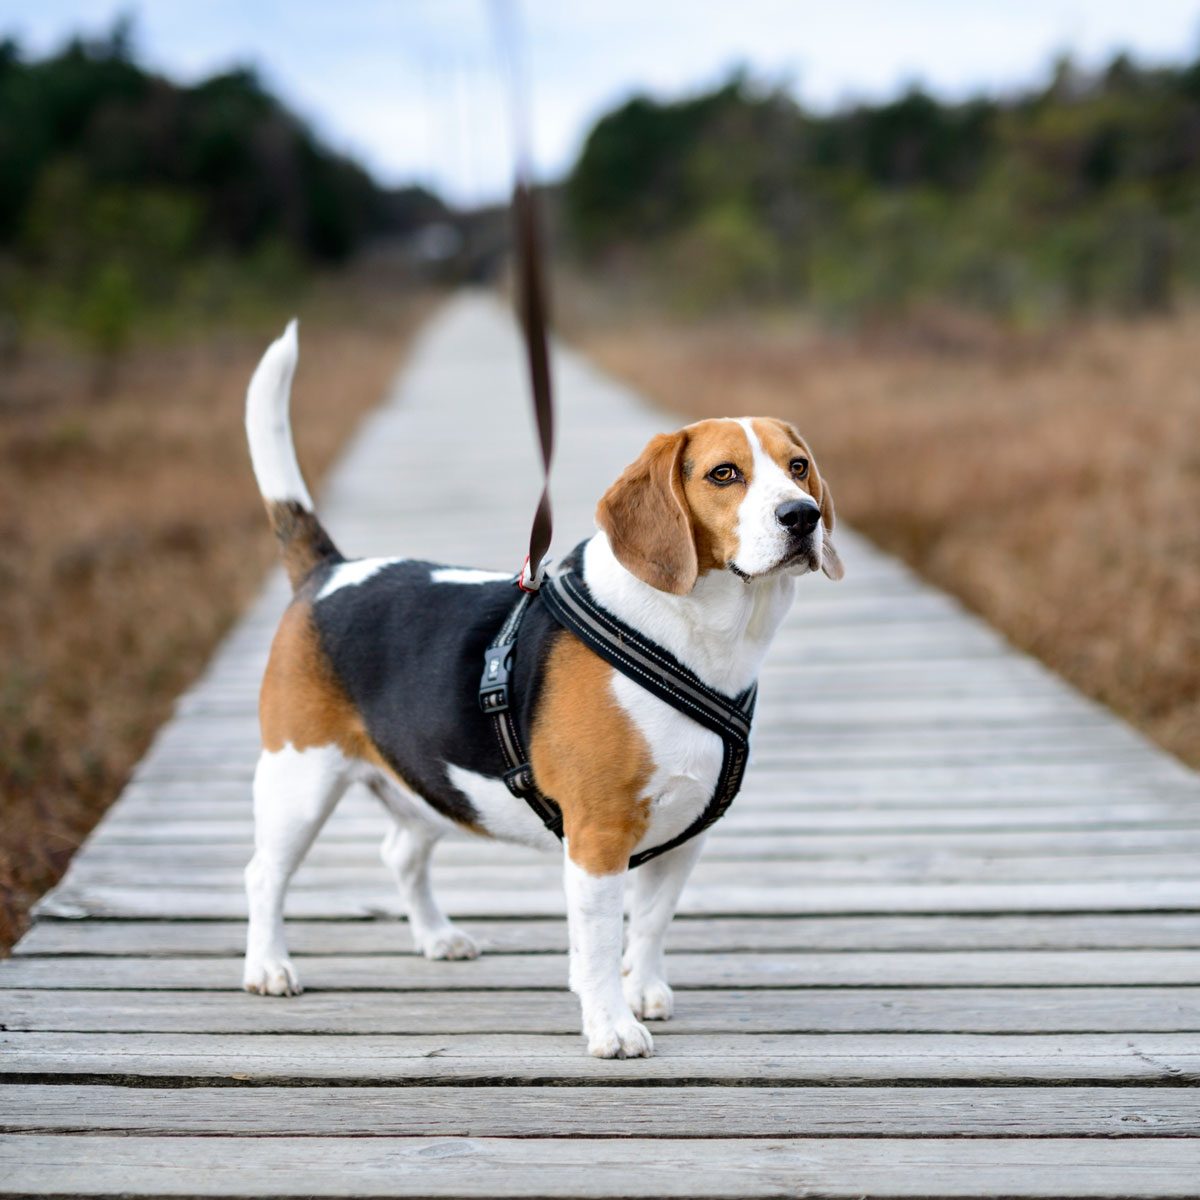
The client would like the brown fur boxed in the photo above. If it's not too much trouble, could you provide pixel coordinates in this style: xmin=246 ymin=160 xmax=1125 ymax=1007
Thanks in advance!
xmin=679 ymin=420 xmax=760 ymax=573
xmin=596 ymin=432 xmax=698 ymax=594
xmin=259 ymin=599 xmax=370 ymax=757
xmin=266 ymin=500 xmax=342 ymax=590
xmin=530 ymin=634 xmax=654 ymax=875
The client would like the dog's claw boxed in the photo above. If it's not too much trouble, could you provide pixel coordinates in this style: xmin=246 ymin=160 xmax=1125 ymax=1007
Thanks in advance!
xmin=243 ymin=957 xmax=302 ymax=996
xmin=418 ymin=927 xmax=480 ymax=961
xmin=623 ymin=975 xmax=674 ymax=1021
xmin=585 ymin=1014 xmax=654 ymax=1059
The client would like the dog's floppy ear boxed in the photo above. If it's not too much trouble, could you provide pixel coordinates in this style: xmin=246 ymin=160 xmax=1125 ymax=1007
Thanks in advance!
xmin=816 ymin=476 xmax=845 ymax=581
xmin=597 ymin=430 xmax=698 ymax=595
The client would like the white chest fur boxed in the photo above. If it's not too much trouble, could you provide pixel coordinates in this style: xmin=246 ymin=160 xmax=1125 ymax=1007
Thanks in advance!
xmin=585 ymin=533 xmax=794 ymax=853
xmin=610 ymin=671 xmax=725 ymax=854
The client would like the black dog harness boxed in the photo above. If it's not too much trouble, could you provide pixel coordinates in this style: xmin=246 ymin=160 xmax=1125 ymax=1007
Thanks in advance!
xmin=479 ymin=565 xmax=756 ymax=869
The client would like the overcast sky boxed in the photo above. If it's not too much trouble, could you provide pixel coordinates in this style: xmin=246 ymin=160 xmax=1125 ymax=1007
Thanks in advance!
xmin=5 ymin=1 xmax=1199 ymax=206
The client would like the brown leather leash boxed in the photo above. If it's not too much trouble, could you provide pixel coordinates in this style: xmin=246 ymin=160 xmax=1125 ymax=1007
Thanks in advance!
xmin=512 ymin=179 xmax=554 ymax=591
xmin=493 ymin=0 xmax=555 ymax=591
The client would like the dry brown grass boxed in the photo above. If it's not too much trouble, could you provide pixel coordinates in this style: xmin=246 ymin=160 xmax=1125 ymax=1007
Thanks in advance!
xmin=580 ymin=309 xmax=1200 ymax=770
xmin=0 ymin=283 xmax=431 ymax=951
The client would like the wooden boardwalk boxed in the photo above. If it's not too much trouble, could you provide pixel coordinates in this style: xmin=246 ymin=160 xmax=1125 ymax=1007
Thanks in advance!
xmin=3 ymin=293 xmax=1199 ymax=1197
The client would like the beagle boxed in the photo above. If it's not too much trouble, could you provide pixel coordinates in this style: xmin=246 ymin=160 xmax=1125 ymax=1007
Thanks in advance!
xmin=242 ymin=322 xmax=843 ymax=1058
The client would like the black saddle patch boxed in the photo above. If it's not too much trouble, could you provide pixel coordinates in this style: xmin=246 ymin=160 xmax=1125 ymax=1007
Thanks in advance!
xmin=308 ymin=559 xmax=562 ymax=828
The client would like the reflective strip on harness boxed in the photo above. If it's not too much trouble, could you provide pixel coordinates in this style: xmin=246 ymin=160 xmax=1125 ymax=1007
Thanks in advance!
xmin=540 ymin=571 xmax=756 ymax=741
xmin=478 ymin=566 xmax=755 ymax=870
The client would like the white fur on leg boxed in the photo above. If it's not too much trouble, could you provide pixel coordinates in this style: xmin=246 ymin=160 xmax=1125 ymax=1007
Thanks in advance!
xmin=243 ymin=744 xmax=349 ymax=996
xmin=380 ymin=819 xmax=478 ymax=961
xmin=622 ymin=834 xmax=706 ymax=1021
xmin=563 ymin=853 xmax=652 ymax=1059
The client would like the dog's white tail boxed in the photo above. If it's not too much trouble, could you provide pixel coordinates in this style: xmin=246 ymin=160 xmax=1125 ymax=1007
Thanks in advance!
xmin=246 ymin=319 xmax=312 ymax=508
xmin=245 ymin=320 xmax=341 ymax=589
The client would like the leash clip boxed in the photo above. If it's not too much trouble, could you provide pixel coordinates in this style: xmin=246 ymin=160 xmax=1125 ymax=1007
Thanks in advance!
xmin=517 ymin=554 xmax=545 ymax=593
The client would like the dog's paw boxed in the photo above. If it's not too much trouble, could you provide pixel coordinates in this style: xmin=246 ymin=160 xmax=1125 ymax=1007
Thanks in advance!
xmin=243 ymin=956 xmax=302 ymax=996
xmin=585 ymin=1014 xmax=654 ymax=1059
xmin=623 ymin=974 xmax=674 ymax=1021
xmin=418 ymin=926 xmax=480 ymax=961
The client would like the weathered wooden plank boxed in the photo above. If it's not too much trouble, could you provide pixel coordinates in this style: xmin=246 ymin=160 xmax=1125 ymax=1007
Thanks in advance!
xmin=4 ymin=987 xmax=1197 ymax=1034
xmin=4 ymin=1084 xmax=1197 ymax=1138
xmin=5 ymin=949 xmax=1200 ymax=991
xmin=80 ymin=813 xmax=1200 ymax=851
xmin=3 ymin=1135 xmax=1199 ymax=1198
xmin=19 ymin=914 xmax=1200 ymax=959
xmin=99 ymin=792 xmax=1200 ymax=826
xmin=4 ymin=1031 xmax=1197 ymax=1085
xmin=52 ymin=852 xmax=1200 ymax=893
xmin=36 ymin=878 xmax=1200 ymax=921
xmin=74 ymin=826 xmax=1200 ymax=866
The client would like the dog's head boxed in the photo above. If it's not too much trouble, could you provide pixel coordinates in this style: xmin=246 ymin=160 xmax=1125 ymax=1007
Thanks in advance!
xmin=597 ymin=417 xmax=843 ymax=595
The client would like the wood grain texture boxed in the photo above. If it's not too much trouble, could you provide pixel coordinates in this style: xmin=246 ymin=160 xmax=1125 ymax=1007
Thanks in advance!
xmin=4 ymin=987 xmax=1198 ymax=1034
xmin=4 ymin=1084 xmax=1198 ymax=1137
xmin=4 ymin=1031 xmax=1199 ymax=1085
xmin=16 ymin=913 xmax=1200 ymax=957
xmin=3 ymin=1136 xmax=1200 ymax=1198
xmin=34 ymin=877 xmax=1200 ymax=920
xmin=5 ymin=949 xmax=1200 ymax=989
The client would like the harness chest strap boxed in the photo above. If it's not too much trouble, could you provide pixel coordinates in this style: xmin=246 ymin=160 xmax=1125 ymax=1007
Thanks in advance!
xmin=478 ymin=589 xmax=563 ymax=837
xmin=478 ymin=569 xmax=756 ymax=870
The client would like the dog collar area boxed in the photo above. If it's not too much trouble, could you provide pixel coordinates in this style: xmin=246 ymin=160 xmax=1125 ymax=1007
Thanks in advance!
xmin=477 ymin=564 xmax=756 ymax=870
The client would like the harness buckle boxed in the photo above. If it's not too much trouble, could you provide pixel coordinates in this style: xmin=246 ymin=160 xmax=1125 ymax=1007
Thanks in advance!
xmin=478 ymin=645 xmax=513 ymax=714
xmin=503 ymin=763 xmax=536 ymax=797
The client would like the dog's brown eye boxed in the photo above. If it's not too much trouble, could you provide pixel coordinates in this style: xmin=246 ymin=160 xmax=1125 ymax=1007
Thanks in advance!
xmin=707 ymin=463 xmax=741 ymax=485
xmin=790 ymin=458 xmax=809 ymax=479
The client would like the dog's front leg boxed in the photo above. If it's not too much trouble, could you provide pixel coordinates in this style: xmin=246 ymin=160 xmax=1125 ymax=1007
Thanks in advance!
xmin=622 ymin=833 xmax=706 ymax=1021
xmin=564 ymin=850 xmax=653 ymax=1059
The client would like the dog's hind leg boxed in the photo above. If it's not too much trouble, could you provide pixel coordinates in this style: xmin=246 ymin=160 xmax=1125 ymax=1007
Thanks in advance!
xmin=243 ymin=745 xmax=350 ymax=996
xmin=375 ymin=788 xmax=479 ymax=961
xmin=622 ymin=833 xmax=707 ymax=1021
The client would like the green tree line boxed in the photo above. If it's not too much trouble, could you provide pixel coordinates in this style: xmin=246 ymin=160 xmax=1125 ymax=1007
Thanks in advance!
xmin=0 ymin=22 xmax=440 ymax=352
xmin=565 ymin=56 xmax=1200 ymax=321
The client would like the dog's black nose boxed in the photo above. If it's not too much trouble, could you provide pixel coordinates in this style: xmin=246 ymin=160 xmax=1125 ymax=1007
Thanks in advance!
xmin=776 ymin=499 xmax=821 ymax=535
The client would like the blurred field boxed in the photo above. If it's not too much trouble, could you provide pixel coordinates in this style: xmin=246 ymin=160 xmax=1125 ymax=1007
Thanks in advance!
xmin=581 ymin=308 xmax=1200 ymax=770
xmin=0 ymin=284 xmax=429 ymax=951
